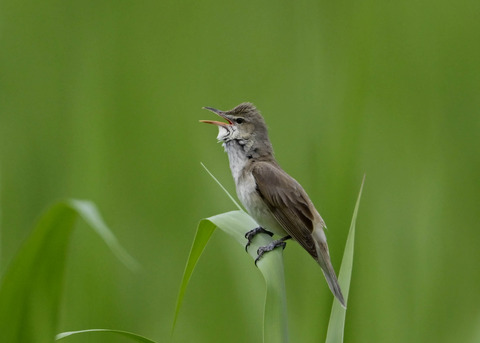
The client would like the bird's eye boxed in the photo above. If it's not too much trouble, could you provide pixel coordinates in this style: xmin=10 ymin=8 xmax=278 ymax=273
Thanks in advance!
xmin=235 ymin=118 xmax=244 ymax=124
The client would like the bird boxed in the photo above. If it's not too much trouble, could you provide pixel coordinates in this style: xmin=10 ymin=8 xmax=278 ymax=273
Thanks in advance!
xmin=200 ymin=102 xmax=345 ymax=307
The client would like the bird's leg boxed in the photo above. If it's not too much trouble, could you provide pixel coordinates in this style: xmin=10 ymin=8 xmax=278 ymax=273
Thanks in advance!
xmin=245 ymin=227 xmax=274 ymax=252
xmin=255 ymin=235 xmax=292 ymax=265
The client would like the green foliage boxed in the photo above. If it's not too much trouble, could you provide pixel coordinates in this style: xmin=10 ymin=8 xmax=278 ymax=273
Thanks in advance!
xmin=326 ymin=176 xmax=365 ymax=343
xmin=56 ymin=329 xmax=156 ymax=342
xmin=173 ymin=210 xmax=288 ymax=343
xmin=0 ymin=179 xmax=363 ymax=343
xmin=0 ymin=200 xmax=137 ymax=343
xmin=174 ymin=169 xmax=365 ymax=343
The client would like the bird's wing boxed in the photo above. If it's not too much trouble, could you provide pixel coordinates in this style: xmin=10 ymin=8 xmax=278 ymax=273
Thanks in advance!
xmin=251 ymin=161 xmax=319 ymax=260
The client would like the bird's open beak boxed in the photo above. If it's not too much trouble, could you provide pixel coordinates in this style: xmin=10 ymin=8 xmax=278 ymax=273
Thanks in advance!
xmin=200 ymin=107 xmax=233 ymax=127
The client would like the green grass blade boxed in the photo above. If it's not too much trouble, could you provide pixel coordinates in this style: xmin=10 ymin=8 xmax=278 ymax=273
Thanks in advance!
xmin=68 ymin=200 xmax=140 ymax=271
xmin=325 ymin=176 xmax=365 ymax=343
xmin=172 ymin=210 xmax=288 ymax=343
xmin=56 ymin=329 xmax=157 ymax=342
xmin=208 ymin=211 xmax=289 ymax=343
xmin=171 ymin=218 xmax=216 ymax=335
xmin=200 ymin=162 xmax=243 ymax=211
xmin=0 ymin=199 xmax=136 ymax=343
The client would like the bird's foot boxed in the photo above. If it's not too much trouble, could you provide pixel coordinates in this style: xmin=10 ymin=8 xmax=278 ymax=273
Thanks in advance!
xmin=254 ymin=236 xmax=291 ymax=265
xmin=245 ymin=227 xmax=274 ymax=252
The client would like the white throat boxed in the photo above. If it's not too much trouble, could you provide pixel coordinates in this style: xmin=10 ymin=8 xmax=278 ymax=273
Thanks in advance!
xmin=216 ymin=126 xmax=230 ymax=142
xmin=223 ymin=140 xmax=250 ymax=184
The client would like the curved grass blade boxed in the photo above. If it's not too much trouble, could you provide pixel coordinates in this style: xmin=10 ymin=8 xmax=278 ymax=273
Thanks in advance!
xmin=325 ymin=175 xmax=365 ymax=343
xmin=69 ymin=200 xmax=140 ymax=271
xmin=172 ymin=210 xmax=288 ymax=343
xmin=208 ymin=211 xmax=289 ymax=343
xmin=0 ymin=199 xmax=137 ymax=343
xmin=56 ymin=329 xmax=156 ymax=342
xmin=171 ymin=218 xmax=216 ymax=335
xmin=173 ymin=165 xmax=288 ymax=342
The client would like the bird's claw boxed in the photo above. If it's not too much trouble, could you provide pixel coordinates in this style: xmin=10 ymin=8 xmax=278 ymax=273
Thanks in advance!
xmin=254 ymin=240 xmax=287 ymax=265
xmin=244 ymin=227 xmax=273 ymax=252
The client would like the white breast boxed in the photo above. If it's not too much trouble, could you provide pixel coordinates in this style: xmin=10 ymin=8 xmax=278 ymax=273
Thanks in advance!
xmin=236 ymin=171 xmax=287 ymax=237
xmin=224 ymin=144 xmax=286 ymax=237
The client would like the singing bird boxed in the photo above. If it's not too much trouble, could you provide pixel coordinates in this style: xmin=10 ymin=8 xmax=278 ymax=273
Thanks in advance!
xmin=200 ymin=102 xmax=345 ymax=307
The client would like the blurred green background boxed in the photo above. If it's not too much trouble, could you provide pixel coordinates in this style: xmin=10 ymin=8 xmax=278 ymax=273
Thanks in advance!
xmin=1 ymin=0 xmax=479 ymax=342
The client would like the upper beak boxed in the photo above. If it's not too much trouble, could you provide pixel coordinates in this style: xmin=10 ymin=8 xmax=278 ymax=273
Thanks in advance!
xmin=200 ymin=107 xmax=232 ymax=126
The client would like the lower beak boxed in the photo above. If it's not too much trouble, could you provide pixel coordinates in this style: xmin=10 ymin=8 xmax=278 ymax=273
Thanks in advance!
xmin=199 ymin=119 xmax=230 ymax=127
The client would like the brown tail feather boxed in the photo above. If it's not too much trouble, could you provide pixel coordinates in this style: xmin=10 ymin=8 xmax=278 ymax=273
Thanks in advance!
xmin=316 ymin=241 xmax=346 ymax=308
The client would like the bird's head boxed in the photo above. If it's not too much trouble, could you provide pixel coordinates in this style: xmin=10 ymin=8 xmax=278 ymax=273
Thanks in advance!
xmin=200 ymin=102 xmax=269 ymax=144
